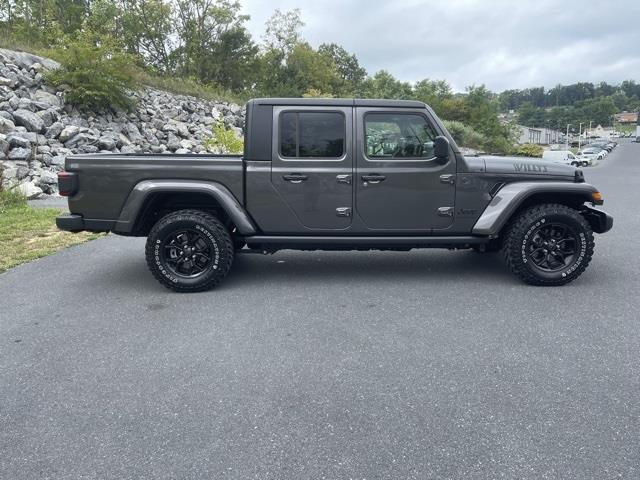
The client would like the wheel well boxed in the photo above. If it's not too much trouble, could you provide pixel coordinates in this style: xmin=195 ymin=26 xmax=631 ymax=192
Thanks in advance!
xmin=132 ymin=192 xmax=235 ymax=236
xmin=498 ymin=192 xmax=590 ymax=238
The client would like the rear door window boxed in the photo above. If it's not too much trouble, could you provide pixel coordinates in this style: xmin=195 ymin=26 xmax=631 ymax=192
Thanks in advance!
xmin=279 ymin=112 xmax=345 ymax=158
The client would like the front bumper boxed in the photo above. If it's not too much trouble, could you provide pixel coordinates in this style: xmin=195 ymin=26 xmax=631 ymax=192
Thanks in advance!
xmin=582 ymin=206 xmax=613 ymax=234
xmin=56 ymin=214 xmax=85 ymax=232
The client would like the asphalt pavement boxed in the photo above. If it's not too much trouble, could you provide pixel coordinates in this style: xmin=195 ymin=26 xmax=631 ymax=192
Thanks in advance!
xmin=1 ymin=140 xmax=639 ymax=479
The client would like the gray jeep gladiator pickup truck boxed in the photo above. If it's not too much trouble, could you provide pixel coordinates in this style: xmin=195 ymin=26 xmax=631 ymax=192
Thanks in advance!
xmin=56 ymin=98 xmax=613 ymax=292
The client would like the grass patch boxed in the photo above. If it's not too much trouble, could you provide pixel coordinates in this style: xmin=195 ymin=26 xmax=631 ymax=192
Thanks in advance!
xmin=0 ymin=32 xmax=46 ymax=55
xmin=0 ymin=203 xmax=101 ymax=273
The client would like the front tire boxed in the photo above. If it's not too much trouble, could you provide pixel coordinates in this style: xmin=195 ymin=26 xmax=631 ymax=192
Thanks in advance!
xmin=502 ymin=204 xmax=594 ymax=286
xmin=145 ymin=210 xmax=234 ymax=292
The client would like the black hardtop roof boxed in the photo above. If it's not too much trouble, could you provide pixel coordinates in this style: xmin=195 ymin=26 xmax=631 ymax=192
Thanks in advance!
xmin=249 ymin=98 xmax=427 ymax=109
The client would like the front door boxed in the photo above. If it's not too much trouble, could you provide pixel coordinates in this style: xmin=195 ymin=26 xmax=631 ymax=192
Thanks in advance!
xmin=271 ymin=106 xmax=353 ymax=231
xmin=355 ymin=108 xmax=456 ymax=231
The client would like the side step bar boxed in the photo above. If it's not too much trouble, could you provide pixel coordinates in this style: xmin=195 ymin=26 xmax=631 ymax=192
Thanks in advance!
xmin=244 ymin=235 xmax=489 ymax=250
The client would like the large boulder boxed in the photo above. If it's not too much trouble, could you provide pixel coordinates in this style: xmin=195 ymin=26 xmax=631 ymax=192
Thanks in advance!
xmin=123 ymin=122 xmax=143 ymax=142
xmin=7 ymin=133 xmax=31 ymax=148
xmin=0 ymin=48 xmax=60 ymax=71
xmin=35 ymin=170 xmax=58 ymax=193
xmin=64 ymin=132 xmax=97 ymax=149
xmin=45 ymin=122 xmax=64 ymax=139
xmin=0 ymin=117 xmax=15 ymax=133
xmin=58 ymin=125 xmax=80 ymax=142
xmin=13 ymin=109 xmax=45 ymax=133
xmin=15 ymin=181 xmax=43 ymax=199
xmin=8 ymin=147 xmax=31 ymax=160
xmin=97 ymin=135 xmax=117 ymax=151
xmin=32 ymin=90 xmax=61 ymax=108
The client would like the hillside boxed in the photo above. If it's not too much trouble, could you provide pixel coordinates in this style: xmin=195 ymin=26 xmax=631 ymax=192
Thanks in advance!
xmin=0 ymin=49 xmax=245 ymax=198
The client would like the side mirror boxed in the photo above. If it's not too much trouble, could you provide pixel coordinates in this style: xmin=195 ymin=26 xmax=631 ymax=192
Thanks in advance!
xmin=434 ymin=135 xmax=450 ymax=159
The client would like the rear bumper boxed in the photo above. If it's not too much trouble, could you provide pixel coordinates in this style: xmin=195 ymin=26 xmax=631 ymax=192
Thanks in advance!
xmin=582 ymin=206 xmax=613 ymax=234
xmin=56 ymin=214 xmax=114 ymax=233
xmin=56 ymin=214 xmax=84 ymax=232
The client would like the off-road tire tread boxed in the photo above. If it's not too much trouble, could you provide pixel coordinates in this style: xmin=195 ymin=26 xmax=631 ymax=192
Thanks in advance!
xmin=502 ymin=203 xmax=594 ymax=286
xmin=145 ymin=209 xmax=234 ymax=292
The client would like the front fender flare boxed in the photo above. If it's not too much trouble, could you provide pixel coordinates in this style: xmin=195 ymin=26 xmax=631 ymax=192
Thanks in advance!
xmin=472 ymin=182 xmax=599 ymax=236
xmin=114 ymin=180 xmax=257 ymax=235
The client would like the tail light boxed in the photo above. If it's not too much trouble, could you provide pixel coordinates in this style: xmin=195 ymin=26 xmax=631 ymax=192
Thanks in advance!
xmin=57 ymin=171 xmax=78 ymax=197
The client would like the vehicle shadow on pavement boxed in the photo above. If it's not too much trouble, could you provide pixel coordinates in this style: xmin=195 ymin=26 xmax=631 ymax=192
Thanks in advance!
xmin=224 ymin=250 xmax=515 ymax=289
xmin=64 ymin=244 xmax=602 ymax=294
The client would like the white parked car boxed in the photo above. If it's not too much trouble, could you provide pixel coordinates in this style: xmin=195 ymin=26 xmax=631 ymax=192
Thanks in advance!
xmin=542 ymin=150 xmax=587 ymax=167
xmin=578 ymin=147 xmax=606 ymax=164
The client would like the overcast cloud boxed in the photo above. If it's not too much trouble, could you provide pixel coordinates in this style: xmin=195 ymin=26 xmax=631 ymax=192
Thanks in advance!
xmin=241 ymin=0 xmax=640 ymax=92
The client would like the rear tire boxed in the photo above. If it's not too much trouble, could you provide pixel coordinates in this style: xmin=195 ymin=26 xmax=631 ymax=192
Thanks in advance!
xmin=145 ymin=210 xmax=234 ymax=292
xmin=502 ymin=204 xmax=594 ymax=286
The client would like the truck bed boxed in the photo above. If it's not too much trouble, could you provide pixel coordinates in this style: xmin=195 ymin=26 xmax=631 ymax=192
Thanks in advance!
xmin=65 ymin=153 xmax=244 ymax=222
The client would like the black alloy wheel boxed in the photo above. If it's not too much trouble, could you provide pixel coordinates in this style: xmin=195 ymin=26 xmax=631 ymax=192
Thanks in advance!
xmin=527 ymin=223 xmax=578 ymax=273
xmin=161 ymin=229 xmax=213 ymax=278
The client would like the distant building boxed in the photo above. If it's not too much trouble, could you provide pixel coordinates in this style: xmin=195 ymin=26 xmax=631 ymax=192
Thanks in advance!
xmin=586 ymin=125 xmax=614 ymax=139
xmin=614 ymin=112 xmax=638 ymax=124
xmin=516 ymin=125 xmax=562 ymax=145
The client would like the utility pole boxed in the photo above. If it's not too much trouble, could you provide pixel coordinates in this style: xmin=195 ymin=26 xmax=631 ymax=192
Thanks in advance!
xmin=566 ymin=124 xmax=571 ymax=150
xmin=611 ymin=115 xmax=615 ymax=137
xmin=578 ymin=122 xmax=584 ymax=151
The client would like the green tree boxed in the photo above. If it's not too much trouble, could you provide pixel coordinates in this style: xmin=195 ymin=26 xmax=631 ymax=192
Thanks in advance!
xmin=464 ymin=85 xmax=515 ymax=152
xmin=119 ymin=0 xmax=173 ymax=72
xmin=362 ymin=70 xmax=412 ymax=99
xmin=261 ymin=8 xmax=303 ymax=57
xmin=256 ymin=8 xmax=305 ymax=96
xmin=318 ymin=43 xmax=366 ymax=96
xmin=282 ymin=42 xmax=341 ymax=97
xmin=412 ymin=79 xmax=452 ymax=113
xmin=173 ymin=0 xmax=257 ymax=91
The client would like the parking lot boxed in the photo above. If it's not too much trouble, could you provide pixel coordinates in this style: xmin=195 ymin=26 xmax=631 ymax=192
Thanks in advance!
xmin=1 ymin=139 xmax=639 ymax=479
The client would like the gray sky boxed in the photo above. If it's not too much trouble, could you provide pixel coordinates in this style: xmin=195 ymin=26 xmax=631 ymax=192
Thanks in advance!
xmin=241 ymin=0 xmax=640 ymax=92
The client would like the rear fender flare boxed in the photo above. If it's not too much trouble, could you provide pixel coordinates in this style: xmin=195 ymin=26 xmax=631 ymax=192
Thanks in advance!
xmin=114 ymin=180 xmax=257 ymax=235
xmin=472 ymin=182 xmax=599 ymax=236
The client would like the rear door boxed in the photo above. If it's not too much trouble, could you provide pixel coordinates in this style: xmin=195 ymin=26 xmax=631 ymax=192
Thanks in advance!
xmin=271 ymin=106 xmax=353 ymax=231
xmin=354 ymin=108 xmax=456 ymax=231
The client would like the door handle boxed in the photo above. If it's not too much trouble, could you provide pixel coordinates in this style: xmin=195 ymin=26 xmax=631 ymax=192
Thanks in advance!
xmin=440 ymin=174 xmax=456 ymax=185
xmin=283 ymin=173 xmax=308 ymax=183
xmin=336 ymin=174 xmax=352 ymax=185
xmin=361 ymin=174 xmax=386 ymax=184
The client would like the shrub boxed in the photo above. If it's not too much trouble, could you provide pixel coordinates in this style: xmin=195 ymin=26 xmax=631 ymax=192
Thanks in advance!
xmin=513 ymin=144 xmax=544 ymax=158
xmin=45 ymin=34 xmax=138 ymax=110
xmin=204 ymin=117 xmax=244 ymax=154
xmin=442 ymin=120 xmax=486 ymax=150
